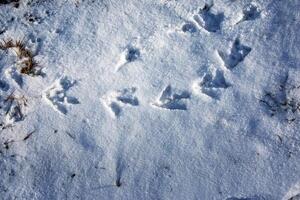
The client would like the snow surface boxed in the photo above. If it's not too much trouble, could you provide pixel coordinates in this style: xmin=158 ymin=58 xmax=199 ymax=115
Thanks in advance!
xmin=0 ymin=0 xmax=300 ymax=199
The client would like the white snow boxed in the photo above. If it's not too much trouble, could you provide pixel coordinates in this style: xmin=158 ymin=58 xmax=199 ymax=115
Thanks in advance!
xmin=0 ymin=0 xmax=300 ymax=199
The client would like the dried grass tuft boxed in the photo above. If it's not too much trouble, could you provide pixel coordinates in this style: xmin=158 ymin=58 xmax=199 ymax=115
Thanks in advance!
xmin=0 ymin=38 xmax=41 ymax=76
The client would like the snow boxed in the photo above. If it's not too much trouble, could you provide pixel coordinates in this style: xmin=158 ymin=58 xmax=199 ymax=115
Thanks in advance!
xmin=0 ymin=0 xmax=300 ymax=199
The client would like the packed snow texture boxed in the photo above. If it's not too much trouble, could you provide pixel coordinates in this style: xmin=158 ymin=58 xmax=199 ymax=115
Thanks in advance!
xmin=0 ymin=0 xmax=300 ymax=199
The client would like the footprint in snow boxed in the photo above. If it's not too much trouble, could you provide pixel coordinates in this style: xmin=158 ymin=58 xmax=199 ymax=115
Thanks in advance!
xmin=192 ymin=3 xmax=224 ymax=33
xmin=192 ymin=66 xmax=230 ymax=100
xmin=101 ymin=87 xmax=139 ymax=118
xmin=217 ymin=38 xmax=251 ymax=70
xmin=5 ymin=67 xmax=23 ymax=88
xmin=287 ymin=194 xmax=300 ymax=200
xmin=181 ymin=22 xmax=198 ymax=34
xmin=152 ymin=85 xmax=191 ymax=110
xmin=0 ymin=80 xmax=9 ymax=92
xmin=115 ymin=46 xmax=141 ymax=71
xmin=44 ymin=76 xmax=80 ymax=114
xmin=236 ymin=3 xmax=261 ymax=24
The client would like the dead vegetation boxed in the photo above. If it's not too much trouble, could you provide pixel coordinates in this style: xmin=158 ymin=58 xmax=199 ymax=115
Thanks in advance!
xmin=0 ymin=38 xmax=41 ymax=128
xmin=0 ymin=91 xmax=27 ymax=128
xmin=1 ymin=129 xmax=35 ymax=153
xmin=0 ymin=38 xmax=41 ymax=76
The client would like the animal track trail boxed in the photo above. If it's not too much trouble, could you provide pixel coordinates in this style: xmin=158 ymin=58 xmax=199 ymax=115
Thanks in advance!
xmin=192 ymin=3 xmax=224 ymax=33
xmin=44 ymin=76 xmax=80 ymax=114
xmin=101 ymin=87 xmax=139 ymax=118
xmin=236 ymin=3 xmax=261 ymax=24
xmin=152 ymin=85 xmax=191 ymax=110
xmin=218 ymin=38 xmax=251 ymax=70
xmin=192 ymin=67 xmax=230 ymax=100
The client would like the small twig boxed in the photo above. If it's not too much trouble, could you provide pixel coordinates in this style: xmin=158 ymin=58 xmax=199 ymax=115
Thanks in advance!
xmin=23 ymin=129 xmax=36 ymax=141
xmin=66 ymin=131 xmax=75 ymax=139
xmin=4 ymin=90 xmax=16 ymax=103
